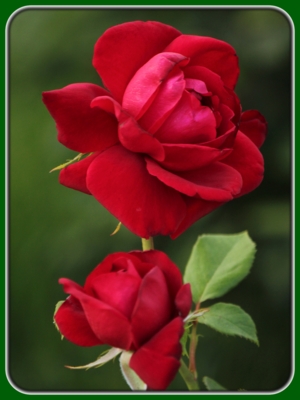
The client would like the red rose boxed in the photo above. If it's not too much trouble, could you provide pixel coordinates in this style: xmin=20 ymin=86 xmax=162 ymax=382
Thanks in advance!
xmin=43 ymin=21 xmax=267 ymax=239
xmin=54 ymin=250 xmax=192 ymax=390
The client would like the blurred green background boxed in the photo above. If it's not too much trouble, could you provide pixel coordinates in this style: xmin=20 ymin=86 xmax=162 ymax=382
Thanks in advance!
xmin=8 ymin=7 xmax=292 ymax=393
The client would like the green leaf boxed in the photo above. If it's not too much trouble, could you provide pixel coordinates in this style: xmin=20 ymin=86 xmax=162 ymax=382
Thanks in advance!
xmin=184 ymin=232 xmax=256 ymax=303
xmin=203 ymin=376 xmax=227 ymax=391
xmin=198 ymin=302 xmax=259 ymax=345
xmin=119 ymin=351 xmax=147 ymax=391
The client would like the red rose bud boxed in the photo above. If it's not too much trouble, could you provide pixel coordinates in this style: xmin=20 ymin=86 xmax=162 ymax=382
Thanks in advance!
xmin=54 ymin=250 xmax=192 ymax=390
xmin=43 ymin=21 xmax=267 ymax=239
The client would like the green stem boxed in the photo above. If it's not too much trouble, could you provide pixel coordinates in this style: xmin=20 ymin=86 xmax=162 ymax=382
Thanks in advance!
xmin=189 ymin=302 xmax=200 ymax=378
xmin=179 ymin=359 xmax=199 ymax=390
xmin=141 ymin=237 xmax=154 ymax=251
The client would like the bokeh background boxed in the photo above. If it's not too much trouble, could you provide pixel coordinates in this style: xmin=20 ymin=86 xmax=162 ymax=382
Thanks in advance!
xmin=8 ymin=7 xmax=292 ymax=393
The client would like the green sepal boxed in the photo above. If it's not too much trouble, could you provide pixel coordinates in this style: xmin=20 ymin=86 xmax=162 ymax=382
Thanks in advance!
xmin=53 ymin=300 xmax=64 ymax=339
xmin=181 ymin=323 xmax=192 ymax=358
xmin=119 ymin=351 xmax=147 ymax=391
xmin=66 ymin=347 xmax=122 ymax=370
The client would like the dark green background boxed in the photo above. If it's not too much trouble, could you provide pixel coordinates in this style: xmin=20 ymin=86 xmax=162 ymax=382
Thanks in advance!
xmin=7 ymin=6 xmax=292 ymax=393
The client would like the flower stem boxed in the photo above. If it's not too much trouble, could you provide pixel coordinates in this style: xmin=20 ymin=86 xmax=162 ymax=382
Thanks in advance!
xmin=141 ymin=237 xmax=154 ymax=251
xmin=189 ymin=302 xmax=200 ymax=378
xmin=179 ymin=359 xmax=199 ymax=390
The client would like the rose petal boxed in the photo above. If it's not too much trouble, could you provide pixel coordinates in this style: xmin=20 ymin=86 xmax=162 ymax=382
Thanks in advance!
xmin=156 ymin=90 xmax=216 ymax=144
xmin=130 ymin=318 xmax=183 ymax=390
xmin=59 ymin=278 xmax=132 ymax=350
xmin=171 ymin=197 xmax=223 ymax=239
xmin=239 ymin=110 xmax=267 ymax=148
xmin=130 ymin=250 xmax=183 ymax=300
xmin=165 ymin=35 xmax=239 ymax=89
xmin=160 ymin=143 xmax=232 ymax=172
xmin=90 ymin=271 xmax=141 ymax=318
xmin=118 ymin=116 xmax=165 ymax=161
xmin=42 ymin=83 xmax=118 ymax=152
xmin=184 ymin=65 xmax=241 ymax=123
xmin=86 ymin=145 xmax=186 ymax=238
xmin=59 ymin=153 xmax=99 ymax=194
xmin=111 ymin=257 xmax=141 ymax=279
xmin=185 ymin=78 xmax=211 ymax=95
xmin=54 ymin=295 xmax=102 ymax=347
xmin=202 ymin=129 xmax=237 ymax=150
xmin=122 ymin=52 xmax=188 ymax=120
xmin=138 ymin=67 xmax=186 ymax=134
xmin=93 ymin=21 xmax=181 ymax=102
xmin=175 ymin=284 xmax=192 ymax=318
xmin=131 ymin=267 xmax=171 ymax=347
xmin=222 ymin=131 xmax=264 ymax=196
xmin=147 ymin=159 xmax=243 ymax=202
xmin=217 ymin=103 xmax=236 ymax=136
xmin=91 ymin=96 xmax=165 ymax=161
xmin=84 ymin=253 xmax=140 ymax=294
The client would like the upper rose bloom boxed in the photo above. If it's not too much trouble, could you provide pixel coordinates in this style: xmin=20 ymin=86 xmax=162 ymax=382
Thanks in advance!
xmin=54 ymin=250 xmax=192 ymax=390
xmin=43 ymin=21 xmax=267 ymax=239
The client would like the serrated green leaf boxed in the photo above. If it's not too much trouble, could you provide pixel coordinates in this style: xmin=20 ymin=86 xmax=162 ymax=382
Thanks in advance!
xmin=184 ymin=232 xmax=256 ymax=303
xmin=203 ymin=376 xmax=227 ymax=391
xmin=120 ymin=351 xmax=147 ymax=391
xmin=198 ymin=302 xmax=259 ymax=345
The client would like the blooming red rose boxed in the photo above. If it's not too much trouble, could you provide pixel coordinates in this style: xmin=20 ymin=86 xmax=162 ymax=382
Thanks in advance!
xmin=43 ymin=21 xmax=267 ymax=239
xmin=54 ymin=250 xmax=192 ymax=390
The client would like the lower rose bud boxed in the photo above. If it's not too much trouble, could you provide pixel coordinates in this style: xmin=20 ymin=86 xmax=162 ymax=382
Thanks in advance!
xmin=54 ymin=250 xmax=192 ymax=390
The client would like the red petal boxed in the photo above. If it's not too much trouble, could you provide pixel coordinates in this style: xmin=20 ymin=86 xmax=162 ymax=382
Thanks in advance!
xmin=156 ymin=90 xmax=216 ymax=144
xmin=84 ymin=253 xmax=135 ymax=288
xmin=131 ymin=267 xmax=171 ymax=347
xmin=165 ymin=35 xmax=239 ymax=89
xmin=138 ymin=67 xmax=186 ymax=134
xmin=130 ymin=250 xmax=183 ymax=300
xmin=147 ymin=159 xmax=243 ymax=202
xmin=93 ymin=21 xmax=181 ymax=102
xmin=130 ymin=318 xmax=183 ymax=390
xmin=239 ymin=110 xmax=267 ymax=148
xmin=184 ymin=65 xmax=241 ymax=123
xmin=160 ymin=143 xmax=232 ymax=172
xmin=185 ymin=78 xmax=211 ymax=95
xmin=54 ymin=296 xmax=102 ymax=347
xmin=90 ymin=271 xmax=141 ymax=319
xmin=42 ymin=84 xmax=118 ymax=152
xmin=217 ymin=103 xmax=236 ymax=136
xmin=59 ymin=278 xmax=132 ymax=350
xmin=91 ymin=96 xmax=165 ymax=161
xmin=59 ymin=153 xmax=99 ymax=194
xmin=175 ymin=284 xmax=192 ymax=318
xmin=118 ymin=116 xmax=165 ymax=161
xmin=222 ymin=131 xmax=264 ymax=196
xmin=171 ymin=196 xmax=223 ymax=239
xmin=203 ymin=129 xmax=237 ymax=149
xmin=86 ymin=146 xmax=186 ymax=238
xmin=122 ymin=52 xmax=188 ymax=120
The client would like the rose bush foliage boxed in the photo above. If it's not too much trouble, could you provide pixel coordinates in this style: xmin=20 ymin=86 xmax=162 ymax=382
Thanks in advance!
xmin=43 ymin=21 xmax=267 ymax=239
xmin=54 ymin=250 xmax=192 ymax=390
